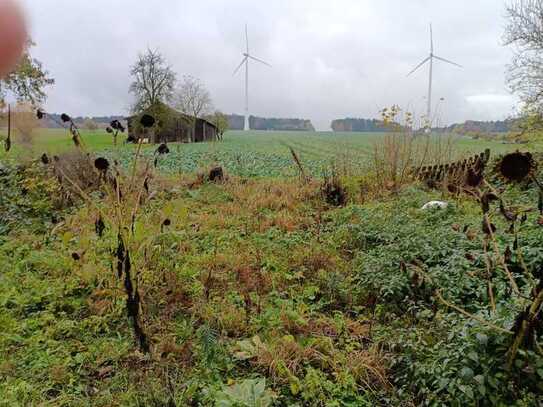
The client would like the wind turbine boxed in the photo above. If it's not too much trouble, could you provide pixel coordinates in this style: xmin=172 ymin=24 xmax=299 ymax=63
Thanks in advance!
xmin=233 ymin=24 xmax=271 ymax=131
xmin=407 ymin=24 xmax=462 ymax=129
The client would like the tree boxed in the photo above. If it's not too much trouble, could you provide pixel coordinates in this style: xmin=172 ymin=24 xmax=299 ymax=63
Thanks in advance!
xmin=0 ymin=40 xmax=54 ymax=105
xmin=174 ymin=75 xmax=213 ymax=141
xmin=129 ymin=48 xmax=176 ymax=113
xmin=208 ymin=111 xmax=229 ymax=140
xmin=504 ymin=1 xmax=543 ymax=112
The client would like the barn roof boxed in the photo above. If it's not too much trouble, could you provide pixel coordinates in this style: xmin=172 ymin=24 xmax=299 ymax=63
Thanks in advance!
xmin=126 ymin=102 xmax=217 ymax=129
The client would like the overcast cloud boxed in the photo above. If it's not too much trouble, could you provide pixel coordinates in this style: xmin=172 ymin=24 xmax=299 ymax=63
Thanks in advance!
xmin=18 ymin=0 xmax=516 ymax=130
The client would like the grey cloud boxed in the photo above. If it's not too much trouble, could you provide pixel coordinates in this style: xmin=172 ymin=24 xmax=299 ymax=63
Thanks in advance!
xmin=20 ymin=0 xmax=515 ymax=129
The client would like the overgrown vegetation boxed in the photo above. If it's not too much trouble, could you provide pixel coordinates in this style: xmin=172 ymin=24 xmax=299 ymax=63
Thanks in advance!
xmin=1 ymin=111 xmax=543 ymax=405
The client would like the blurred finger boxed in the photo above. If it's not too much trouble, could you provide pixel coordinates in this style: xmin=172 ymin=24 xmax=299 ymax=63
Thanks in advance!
xmin=0 ymin=0 xmax=27 ymax=78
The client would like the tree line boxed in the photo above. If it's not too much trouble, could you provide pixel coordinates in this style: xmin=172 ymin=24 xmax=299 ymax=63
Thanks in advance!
xmin=227 ymin=114 xmax=315 ymax=131
xmin=331 ymin=118 xmax=393 ymax=132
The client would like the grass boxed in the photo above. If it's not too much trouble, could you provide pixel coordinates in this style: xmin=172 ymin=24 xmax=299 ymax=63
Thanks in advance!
xmin=0 ymin=128 xmax=112 ymax=155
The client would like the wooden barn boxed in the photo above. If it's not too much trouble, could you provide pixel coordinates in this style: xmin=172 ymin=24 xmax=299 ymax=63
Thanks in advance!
xmin=126 ymin=103 xmax=218 ymax=144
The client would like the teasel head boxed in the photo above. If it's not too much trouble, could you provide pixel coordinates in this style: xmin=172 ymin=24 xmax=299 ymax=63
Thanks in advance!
xmin=495 ymin=151 xmax=536 ymax=183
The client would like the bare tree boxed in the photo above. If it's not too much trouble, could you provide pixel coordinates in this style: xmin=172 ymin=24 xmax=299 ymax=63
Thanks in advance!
xmin=504 ymin=1 xmax=543 ymax=111
xmin=207 ymin=110 xmax=229 ymax=140
xmin=174 ymin=75 xmax=213 ymax=141
xmin=129 ymin=48 xmax=176 ymax=113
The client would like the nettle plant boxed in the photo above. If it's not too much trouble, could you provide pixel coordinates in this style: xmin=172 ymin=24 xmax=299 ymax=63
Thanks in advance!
xmin=419 ymin=150 xmax=543 ymax=395
xmin=36 ymin=110 xmax=168 ymax=353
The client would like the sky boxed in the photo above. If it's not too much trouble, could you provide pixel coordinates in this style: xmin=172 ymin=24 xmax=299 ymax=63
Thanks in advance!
xmin=18 ymin=0 xmax=517 ymax=130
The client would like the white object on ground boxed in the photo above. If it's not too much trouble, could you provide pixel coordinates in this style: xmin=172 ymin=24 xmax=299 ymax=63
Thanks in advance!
xmin=421 ymin=201 xmax=448 ymax=210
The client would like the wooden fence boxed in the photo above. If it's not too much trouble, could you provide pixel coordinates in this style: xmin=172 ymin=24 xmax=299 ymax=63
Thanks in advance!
xmin=414 ymin=148 xmax=491 ymax=188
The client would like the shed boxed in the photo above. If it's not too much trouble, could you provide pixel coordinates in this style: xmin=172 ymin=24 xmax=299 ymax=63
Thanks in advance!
xmin=126 ymin=103 xmax=218 ymax=144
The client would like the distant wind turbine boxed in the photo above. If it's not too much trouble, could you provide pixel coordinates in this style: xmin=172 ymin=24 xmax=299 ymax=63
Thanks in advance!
xmin=407 ymin=24 xmax=462 ymax=129
xmin=233 ymin=24 xmax=271 ymax=131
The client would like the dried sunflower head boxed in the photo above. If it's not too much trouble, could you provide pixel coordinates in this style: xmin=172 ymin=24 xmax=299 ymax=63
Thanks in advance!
xmin=156 ymin=143 xmax=169 ymax=155
xmin=94 ymin=157 xmax=109 ymax=172
xmin=140 ymin=114 xmax=155 ymax=128
xmin=495 ymin=151 xmax=536 ymax=183
xmin=110 ymin=120 xmax=125 ymax=132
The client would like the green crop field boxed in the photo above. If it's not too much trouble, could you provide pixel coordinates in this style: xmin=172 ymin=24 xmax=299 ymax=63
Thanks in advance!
xmin=0 ymin=128 xmax=526 ymax=177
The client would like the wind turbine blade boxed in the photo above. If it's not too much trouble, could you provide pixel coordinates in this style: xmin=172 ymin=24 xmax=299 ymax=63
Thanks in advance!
xmin=430 ymin=23 xmax=433 ymax=54
xmin=248 ymin=55 xmax=271 ymax=67
xmin=245 ymin=24 xmax=249 ymax=54
xmin=433 ymin=55 xmax=462 ymax=68
xmin=233 ymin=56 xmax=248 ymax=75
xmin=407 ymin=56 xmax=431 ymax=76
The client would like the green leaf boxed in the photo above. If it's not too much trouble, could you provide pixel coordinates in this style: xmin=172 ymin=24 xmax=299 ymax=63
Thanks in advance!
xmin=467 ymin=352 xmax=479 ymax=362
xmin=460 ymin=367 xmax=474 ymax=380
xmin=474 ymin=374 xmax=485 ymax=385
xmin=475 ymin=333 xmax=488 ymax=345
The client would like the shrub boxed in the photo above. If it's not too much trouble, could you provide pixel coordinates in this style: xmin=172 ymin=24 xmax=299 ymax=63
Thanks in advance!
xmin=83 ymin=118 xmax=99 ymax=130
xmin=51 ymin=150 xmax=102 ymax=197
xmin=370 ymin=106 xmax=457 ymax=194
xmin=12 ymin=102 xmax=39 ymax=147
xmin=0 ymin=161 xmax=62 ymax=234
xmin=321 ymin=171 xmax=347 ymax=206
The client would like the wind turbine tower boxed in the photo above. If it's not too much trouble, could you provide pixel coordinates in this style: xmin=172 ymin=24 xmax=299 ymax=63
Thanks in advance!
xmin=407 ymin=24 xmax=462 ymax=128
xmin=233 ymin=24 xmax=271 ymax=131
